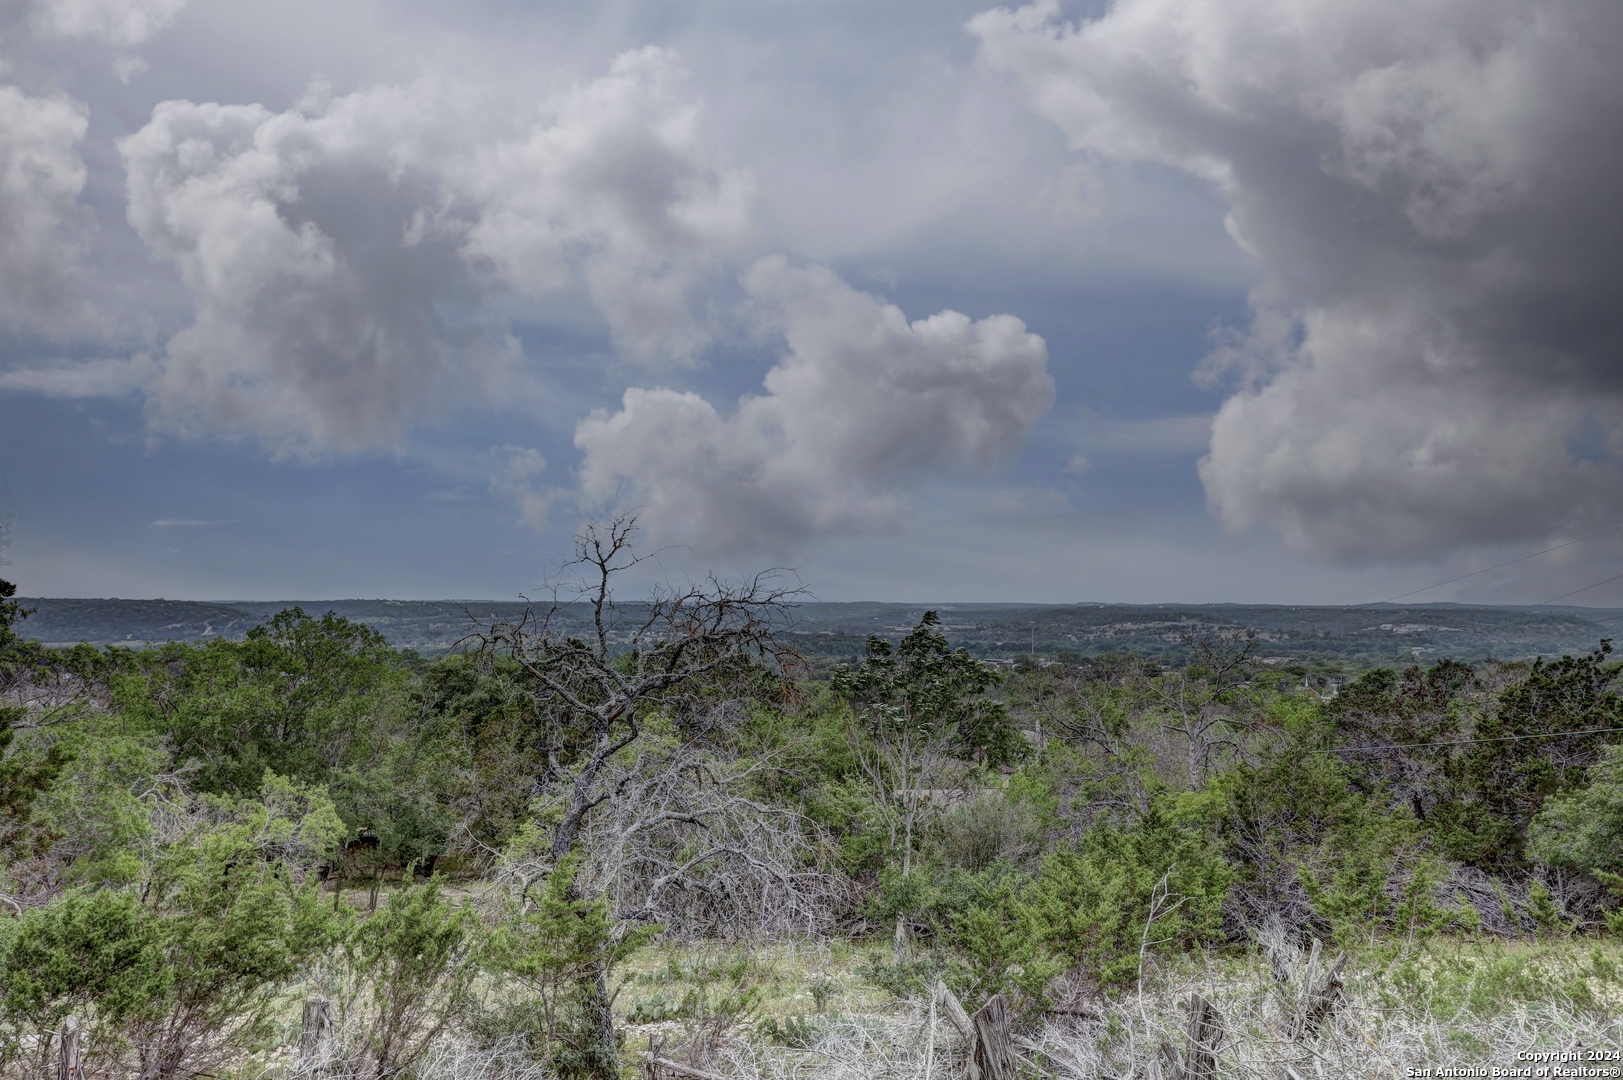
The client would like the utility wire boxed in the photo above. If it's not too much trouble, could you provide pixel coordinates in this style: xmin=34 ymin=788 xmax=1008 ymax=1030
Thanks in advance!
xmin=1538 ymin=571 xmax=1623 ymax=606
xmin=1353 ymin=522 xmax=1623 ymax=610
xmin=1305 ymin=724 xmax=1623 ymax=756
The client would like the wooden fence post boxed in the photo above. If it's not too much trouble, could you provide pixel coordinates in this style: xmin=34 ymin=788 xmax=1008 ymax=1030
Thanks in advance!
xmin=936 ymin=980 xmax=974 ymax=1042
xmin=298 ymin=995 xmax=333 ymax=1078
xmin=1182 ymin=993 xmax=1223 ymax=1080
xmin=970 ymin=995 xmax=1018 ymax=1080
xmin=58 ymin=1015 xmax=83 ymax=1080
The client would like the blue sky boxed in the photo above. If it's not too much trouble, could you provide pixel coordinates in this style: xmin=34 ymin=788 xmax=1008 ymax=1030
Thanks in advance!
xmin=5 ymin=0 xmax=1623 ymax=606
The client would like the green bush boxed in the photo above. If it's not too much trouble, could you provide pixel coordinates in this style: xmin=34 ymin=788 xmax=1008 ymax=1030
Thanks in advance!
xmin=944 ymin=869 xmax=1063 ymax=1007
xmin=856 ymin=953 xmax=940 ymax=1000
xmin=110 ymin=609 xmax=408 ymax=798
xmin=932 ymin=791 xmax=1048 ymax=873
xmin=483 ymin=854 xmax=653 ymax=1068
xmin=134 ymin=823 xmax=340 ymax=1079
xmin=1186 ymin=737 xmax=1457 ymax=944
xmin=1027 ymin=803 xmax=1232 ymax=988
xmin=28 ymin=724 xmax=173 ymax=886
xmin=868 ymin=801 xmax=1231 ymax=1006
xmin=344 ymin=878 xmax=477 ymax=1079
xmin=0 ymin=700 xmax=68 ymax=864
xmin=1 ymin=768 xmax=350 ymax=1075
xmin=0 ymin=888 xmax=167 ymax=1070
xmin=1529 ymin=743 xmax=1623 ymax=887
xmin=1338 ymin=648 xmax=1623 ymax=870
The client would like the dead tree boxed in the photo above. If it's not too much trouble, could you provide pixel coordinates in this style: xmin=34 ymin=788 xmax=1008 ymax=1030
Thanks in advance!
xmin=1135 ymin=628 xmax=1263 ymax=789
xmin=1260 ymin=925 xmax=1347 ymax=1044
xmin=480 ymin=513 xmax=801 ymax=1080
xmin=581 ymin=733 xmax=849 ymax=939
xmin=1278 ymin=937 xmax=1346 ymax=1039
xmin=1181 ymin=627 xmax=1259 ymax=688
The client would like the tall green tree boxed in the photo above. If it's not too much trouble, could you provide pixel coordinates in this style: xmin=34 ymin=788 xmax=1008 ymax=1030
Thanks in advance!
xmin=1528 ymin=742 xmax=1623 ymax=889
xmin=833 ymin=610 xmax=1021 ymax=766
xmin=1438 ymin=645 xmax=1622 ymax=868
xmin=113 ymin=608 xmax=407 ymax=796
xmin=832 ymin=610 xmax=1021 ymax=957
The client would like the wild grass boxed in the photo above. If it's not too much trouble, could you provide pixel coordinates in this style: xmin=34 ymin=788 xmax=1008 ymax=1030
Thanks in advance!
xmin=120 ymin=932 xmax=1623 ymax=1080
xmin=617 ymin=936 xmax=1623 ymax=1080
xmin=1023 ymin=940 xmax=1623 ymax=1080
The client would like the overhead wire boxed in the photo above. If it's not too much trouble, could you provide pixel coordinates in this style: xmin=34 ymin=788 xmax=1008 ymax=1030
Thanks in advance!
xmin=1351 ymin=521 xmax=1623 ymax=610
xmin=1537 ymin=570 xmax=1623 ymax=606
xmin=1313 ymin=530 xmax=1623 ymax=760
xmin=1305 ymin=725 xmax=1623 ymax=756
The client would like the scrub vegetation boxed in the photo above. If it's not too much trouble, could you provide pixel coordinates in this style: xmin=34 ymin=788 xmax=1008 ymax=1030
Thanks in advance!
xmin=1 ymin=518 xmax=1621 ymax=1079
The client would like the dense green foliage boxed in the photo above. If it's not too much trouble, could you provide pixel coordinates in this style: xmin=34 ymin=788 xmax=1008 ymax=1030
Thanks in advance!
xmin=2 ymin=558 xmax=1623 ymax=1076
xmin=832 ymin=611 xmax=1024 ymax=766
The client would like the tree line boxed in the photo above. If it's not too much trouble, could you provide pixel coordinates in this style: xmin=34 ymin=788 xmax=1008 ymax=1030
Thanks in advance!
xmin=2 ymin=517 xmax=1622 ymax=1079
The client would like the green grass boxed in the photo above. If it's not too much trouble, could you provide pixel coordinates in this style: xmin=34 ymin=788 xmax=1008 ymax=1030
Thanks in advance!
xmin=616 ymin=938 xmax=905 ymax=1037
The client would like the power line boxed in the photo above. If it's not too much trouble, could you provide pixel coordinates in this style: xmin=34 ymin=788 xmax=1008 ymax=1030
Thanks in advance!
xmin=1354 ymin=522 xmax=1623 ymax=610
xmin=1306 ymin=724 xmax=1623 ymax=756
xmin=1538 ymin=571 xmax=1623 ymax=607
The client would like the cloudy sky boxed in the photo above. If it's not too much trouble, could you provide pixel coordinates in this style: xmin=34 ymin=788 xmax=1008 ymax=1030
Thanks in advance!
xmin=5 ymin=0 xmax=1623 ymax=605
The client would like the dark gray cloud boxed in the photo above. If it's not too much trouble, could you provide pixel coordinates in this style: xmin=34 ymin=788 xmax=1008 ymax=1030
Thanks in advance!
xmin=0 ymin=0 xmax=185 ymax=338
xmin=0 ymin=85 xmax=89 ymax=332
xmin=977 ymin=0 xmax=1623 ymax=561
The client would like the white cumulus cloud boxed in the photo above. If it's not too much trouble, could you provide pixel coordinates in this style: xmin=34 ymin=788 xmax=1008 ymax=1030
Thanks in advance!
xmin=117 ymin=48 xmax=751 ymax=456
xmin=975 ymin=0 xmax=1623 ymax=561
xmin=119 ymin=84 xmax=525 ymax=455
xmin=454 ymin=47 xmax=753 ymax=362
xmin=575 ymin=257 xmax=1054 ymax=555
xmin=0 ymin=86 xmax=89 ymax=334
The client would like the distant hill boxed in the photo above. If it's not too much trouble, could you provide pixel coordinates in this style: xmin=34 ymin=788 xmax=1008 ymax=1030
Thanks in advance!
xmin=771 ymin=601 xmax=1623 ymax=668
xmin=14 ymin=598 xmax=538 ymax=655
xmin=17 ymin=596 xmax=1623 ymax=669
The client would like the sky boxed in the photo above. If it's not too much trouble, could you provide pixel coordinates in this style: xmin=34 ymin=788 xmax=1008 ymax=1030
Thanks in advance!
xmin=4 ymin=0 xmax=1623 ymax=606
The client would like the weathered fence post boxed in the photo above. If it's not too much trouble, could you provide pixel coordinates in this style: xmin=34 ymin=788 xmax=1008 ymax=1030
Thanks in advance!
xmin=1182 ymin=993 xmax=1223 ymax=1080
xmin=937 ymin=980 xmax=973 ymax=1041
xmin=643 ymin=1033 xmax=663 ymax=1080
xmin=298 ymin=995 xmax=333 ymax=1078
xmin=970 ymin=995 xmax=1018 ymax=1080
xmin=58 ymin=1015 xmax=83 ymax=1080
